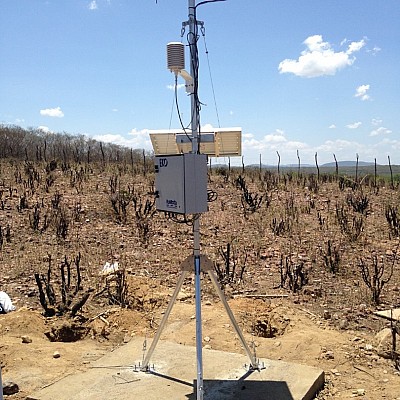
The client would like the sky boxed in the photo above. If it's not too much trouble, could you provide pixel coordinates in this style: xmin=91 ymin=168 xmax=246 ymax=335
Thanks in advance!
xmin=1 ymin=0 xmax=399 ymax=165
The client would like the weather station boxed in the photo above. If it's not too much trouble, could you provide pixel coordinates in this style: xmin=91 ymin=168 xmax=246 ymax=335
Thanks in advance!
xmin=17 ymin=2 xmax=326 ymax=400
xmin=141 ymin=1 xmax=260 ymax=400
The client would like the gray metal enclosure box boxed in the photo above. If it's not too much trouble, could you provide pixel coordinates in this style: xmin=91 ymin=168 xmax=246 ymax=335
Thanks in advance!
xmin=154 ymin=153 xmax=208 ymax=214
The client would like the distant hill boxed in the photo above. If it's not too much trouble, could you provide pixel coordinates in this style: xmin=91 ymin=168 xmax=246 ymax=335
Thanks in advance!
xmin=321 ymin=161 xmax=376 ymax=167
xmin=212 ymin=161 xmax=376 ymax=169
xmin=246 ymin=163 xmax=314 ymax=168
xmin=242 ymin=162 xmax=377 ymax=169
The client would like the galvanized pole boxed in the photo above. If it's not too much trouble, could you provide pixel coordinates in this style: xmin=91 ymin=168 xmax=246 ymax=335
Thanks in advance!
xmin=188 ymin=1 xmax=204 ymax=399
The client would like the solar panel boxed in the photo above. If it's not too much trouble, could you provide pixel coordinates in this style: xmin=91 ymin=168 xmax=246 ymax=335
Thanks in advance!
xmin=149 ymin=128 xmax=242 ymax=156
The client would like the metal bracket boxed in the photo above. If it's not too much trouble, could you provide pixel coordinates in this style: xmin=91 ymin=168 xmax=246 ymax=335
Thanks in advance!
xmin=181 ymin=20 xmax=204 ymax=37
xmin=181 ymin=254 xmax=213 ymax=271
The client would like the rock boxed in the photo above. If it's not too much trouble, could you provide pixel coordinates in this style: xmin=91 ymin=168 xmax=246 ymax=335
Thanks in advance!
xmin=330 ymin=369 xmax=341 ymax=376
xmin=177 ymin=290 xmax=191 ymax=301
xmin=323 ymin=310 xmax=331 ymax=319
xmin=323 ymin=350 xmax=335 ymax=360
xmin=21 ymin=335 xmax=32 ymax=344
xmin=375 ymin=328 xmax=391 ymax=344
xmin=351 ymin=388 xmax=365 ymax=396
xmin=53 ymin=351 xmax=61 ymax=359
xmin=2 ymin=381 xmax=20 ymax=395
xmin=339 ymin=319 xmax=349 ymax=329
xmin=375 ymin=328 xmax=399 ymax=358
xmin=204 ymin=336 xmax=211 ymax=342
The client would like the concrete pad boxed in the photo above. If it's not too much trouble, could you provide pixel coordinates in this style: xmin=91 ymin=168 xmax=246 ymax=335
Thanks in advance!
xmin=28 ymin=337 xmax=324 ymax=400
xmin=374 ymin=308 xmax=400 ymax=322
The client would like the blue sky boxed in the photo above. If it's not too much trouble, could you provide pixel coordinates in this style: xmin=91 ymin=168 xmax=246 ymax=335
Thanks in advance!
xmin=1 ymin=0 xmax=399 ymax=165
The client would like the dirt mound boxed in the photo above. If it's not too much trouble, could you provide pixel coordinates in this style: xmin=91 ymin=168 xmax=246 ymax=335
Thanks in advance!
xmin=0 ymin=307 xmax=46 ymax=338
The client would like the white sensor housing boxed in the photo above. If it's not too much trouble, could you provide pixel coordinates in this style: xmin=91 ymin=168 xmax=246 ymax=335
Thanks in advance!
xmin=167 ymin=42 xmax=185 ymax=73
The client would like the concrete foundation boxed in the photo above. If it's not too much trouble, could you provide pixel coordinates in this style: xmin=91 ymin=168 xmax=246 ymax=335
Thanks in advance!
xmin=28 ymin=337 xmax=324 ymax=400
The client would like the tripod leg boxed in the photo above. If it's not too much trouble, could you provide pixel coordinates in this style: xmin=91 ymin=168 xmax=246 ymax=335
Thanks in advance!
xmin=207 ymin=270 xmax=258 ymax=369
xmin=141 ymin=270 xmax=188 ymax=371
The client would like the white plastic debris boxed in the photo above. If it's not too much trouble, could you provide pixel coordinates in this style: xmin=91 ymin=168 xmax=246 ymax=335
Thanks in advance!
xmin=0 ymin=291 xmax=16 ymax=313
xmin=100 ymin=261 xmax=119 ymax=276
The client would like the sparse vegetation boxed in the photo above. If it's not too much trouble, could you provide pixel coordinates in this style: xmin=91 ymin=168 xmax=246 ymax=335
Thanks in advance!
xmin=1 ymin=124 xmax=400 ymax=398
xmin=214 ymin=242 xmax=248 ymax=288
xmin=358 ymin=251 xmax=396 ymax=305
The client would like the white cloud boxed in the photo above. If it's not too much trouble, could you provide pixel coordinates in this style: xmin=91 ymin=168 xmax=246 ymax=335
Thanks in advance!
xmin=167 ymin=83 xmax=185 ymax=91
xmin=236 ymin=129 xmax=400 ymax=166
xmin=278 ymin=35 xmax=365 ymax=78
xmin=40 ymin=107 xmax=64 ymax=118
xmin=367 ymin=46 xmax=381 ymax=55
xmin=112 ymin=108 xmax=118 ymax=112
xmin=243 ymin=129 xmax=308 ymax=153
xmin=378 ymin=138 xmax=400 ymax=151
xmin=92 ymin=124 xmax=399 ymax=166
xmin=317 ymin=139 xmax=365 ymax=154
xmin=346 ymin=122 xmax=362 ymax=129
xmin=329 ymin=124 xmax=336 ymax=129
xmin=38 ymin=126 xmax=52 ymax=133
xmin=370 ymin=127 xmax=392 ymax=137
xmin=355 ymin=84 xmax=370 ymax=101
xmin=93 ymin=128 xmax=152 ymax=150
xmin=201 ymin=123 xmax=214 ymax=132
xmin=346 ymin=39 xmax=366 ymax=54
xmin=371 ymin=118 xmax=382 ymax=126
xmin=88 ymin=1 xmax=98 ymax=10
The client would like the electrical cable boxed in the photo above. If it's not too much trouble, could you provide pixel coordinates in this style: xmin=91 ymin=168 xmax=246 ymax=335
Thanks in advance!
xmin=170 ymin=1 xmax=226 ymax=155
xmin=195 ymin=0 xmax=226 ymax=9
xmin=188 ymin=6 xmax=202 ymax=153
xmin=165 ymin=75 xmax=178 ymax=153
xmin=168 ymin=81 xmax=175 ymax=131
xmin=189 ymin=1 xmax=226 ymax=153
xmin=174 ymin=73 xmax=192 ymax=142
xmin=202 ymin=30 xmax=221 ymax=128
xmin=207 ymin=189 xmax=218 ymax=202
xmin=164 ymin=211 xmax=199 ymax=225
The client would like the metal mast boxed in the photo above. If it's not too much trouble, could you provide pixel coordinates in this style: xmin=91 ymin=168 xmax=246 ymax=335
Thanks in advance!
xmin=188 ymin=1 xmax=204 ymax=398
xmin=142 ymin=4 xmax=258 ymax=400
